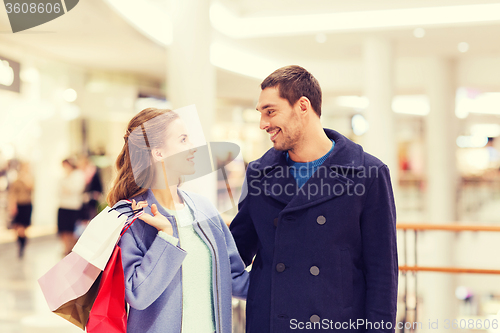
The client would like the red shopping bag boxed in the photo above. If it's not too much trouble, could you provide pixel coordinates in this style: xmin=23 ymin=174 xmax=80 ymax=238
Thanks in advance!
xmin=86 ymin=245 xmax=127 ymax=333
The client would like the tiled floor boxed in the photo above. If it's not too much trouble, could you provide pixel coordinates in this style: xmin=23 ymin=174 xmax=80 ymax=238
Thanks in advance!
xmin=0 ymin=235 xmax=83 ymax=333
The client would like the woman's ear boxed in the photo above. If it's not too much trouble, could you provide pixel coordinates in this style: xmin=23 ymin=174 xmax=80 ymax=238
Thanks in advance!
xmin=151 ymin=148 xmax=164 ymax=162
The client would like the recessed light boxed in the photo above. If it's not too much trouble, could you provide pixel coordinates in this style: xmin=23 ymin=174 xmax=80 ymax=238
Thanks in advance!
xmin=63 ymin=88 xmax=77 ymax=103
xmin=458 ymin=42 xmax=469 ymax=53
xmin=413 ymin=28 xmax=425 ymax=38
xmin=315 ymin=33 xmax=327 ymax=43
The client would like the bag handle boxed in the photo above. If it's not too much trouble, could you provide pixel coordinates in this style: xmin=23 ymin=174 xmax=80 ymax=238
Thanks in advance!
xmin=108 ymin=200 xmax=145 ymax=238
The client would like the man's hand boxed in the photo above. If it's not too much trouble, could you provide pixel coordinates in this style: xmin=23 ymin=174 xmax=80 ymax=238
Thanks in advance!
xmin=132 ymin=199 xmax=174 ymax=236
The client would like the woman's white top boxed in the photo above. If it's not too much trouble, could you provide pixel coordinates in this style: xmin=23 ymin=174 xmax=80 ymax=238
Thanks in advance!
xmin=162 ymin=204 xmax=216 ymax=333
xmin=59 ymin=169 xmax=86 ymax=210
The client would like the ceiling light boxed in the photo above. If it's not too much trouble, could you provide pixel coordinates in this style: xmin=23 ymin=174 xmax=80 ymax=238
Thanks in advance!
xmin=458 ymin=42 xmax=469 ymax=53
xmin=0 ymin=60 xmax=14 ymax=87
xmin=63 ymin=88 xmax=77 ymax=103
xmin=413 ymin=28 xmax=425 ymax=38
xmin=392 ymin=95 xmax=430 ymax=115
xmin=456 ymin=135 xmax=488 ymax=148
xmin=351 ymin=114 xmax=369 ymax=136
xmin=470 ymin=124 xmax=500 ymax=137
xmin=335 ymin=96 xmax=369 ymax=109
xmin=456 ymin=89 xmax=500 ymax=116
xmin=210 ymin=2 xmax=500 ymax=38
xmin=315 ymin=33 xmax=327 ymax=43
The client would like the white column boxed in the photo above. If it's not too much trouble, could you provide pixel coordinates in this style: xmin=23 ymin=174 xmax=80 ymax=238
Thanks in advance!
xmin=167 ymin=0 xmax=215 ymax=135
xmin=425 ymin=58 xmax=458 ymax=223
xmin=418 ymin=57 xmax=458 ymax=331
xmin=167 ymin=0 xmax=216 ymax=203
xmin=362 ymin=37 xmax=398 ymax=180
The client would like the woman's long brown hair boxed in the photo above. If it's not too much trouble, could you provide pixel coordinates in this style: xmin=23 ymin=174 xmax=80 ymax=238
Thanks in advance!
xmin=107 ymin=108 xmax=179 ymax=206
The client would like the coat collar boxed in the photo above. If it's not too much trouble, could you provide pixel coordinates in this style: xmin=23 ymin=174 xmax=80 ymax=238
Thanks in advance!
xmin=249 ymin=129 xmax=366 ymax=212
xmin=143 ymin=188 xmax=200 ymax=223
xmin=254 ymin=128 xmax=365 ymax=172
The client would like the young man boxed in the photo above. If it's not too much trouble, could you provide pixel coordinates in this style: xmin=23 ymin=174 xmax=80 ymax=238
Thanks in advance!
xmin=230 ymin=65 xmax=398 ymax=332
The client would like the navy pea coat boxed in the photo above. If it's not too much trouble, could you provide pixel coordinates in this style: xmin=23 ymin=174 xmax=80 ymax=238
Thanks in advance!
xmin=230 ymin=128 xmax=398 ymax=332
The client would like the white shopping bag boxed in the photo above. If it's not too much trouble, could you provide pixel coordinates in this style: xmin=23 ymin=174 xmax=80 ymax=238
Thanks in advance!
xmin=72 ymin=206 xmax=127 ymax=270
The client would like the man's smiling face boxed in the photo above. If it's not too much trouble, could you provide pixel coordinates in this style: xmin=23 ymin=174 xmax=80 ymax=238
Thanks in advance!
xmin=256 ymin=86 xmax=304 ymax=151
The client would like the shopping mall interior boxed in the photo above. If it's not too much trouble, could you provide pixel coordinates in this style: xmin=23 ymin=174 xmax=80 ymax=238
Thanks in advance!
xmin=1 ymin=0 xmax=500 ymax=332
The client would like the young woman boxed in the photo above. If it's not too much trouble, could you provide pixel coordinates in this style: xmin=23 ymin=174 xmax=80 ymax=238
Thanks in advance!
xmin=8 ymin=162 xmax=33 ymax=258
xmin=107 ymin=108 xmax=249 ymax=333
xmin=58 ymin=158 xmax=85 ymax=255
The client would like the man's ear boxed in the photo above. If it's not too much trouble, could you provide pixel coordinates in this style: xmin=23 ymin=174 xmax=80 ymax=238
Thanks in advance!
xmin=298 ymin=97 xmax=311 ymax=113
xmin=151 ymin=148 xmax=164 ymax=162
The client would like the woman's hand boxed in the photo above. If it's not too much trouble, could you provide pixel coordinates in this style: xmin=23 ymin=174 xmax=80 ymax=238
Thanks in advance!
xmin=132 ymin=199 xmax=174 ymax=236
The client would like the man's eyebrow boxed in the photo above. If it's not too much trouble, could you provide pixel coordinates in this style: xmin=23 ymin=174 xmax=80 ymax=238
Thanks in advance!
xmin=257 ymin=104 xmax=276 ymax=111
xmin=178 ymin=134 xmax=187 ymax=138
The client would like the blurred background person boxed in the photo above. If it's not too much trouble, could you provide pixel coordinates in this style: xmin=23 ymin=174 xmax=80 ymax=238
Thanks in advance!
xmin=58 ymin=158 xmax=85 ymax=255
xmin=7 ymin=162 xmax=33 ymax=258
xmin=75 ymin=155 xmax=103 ymax=237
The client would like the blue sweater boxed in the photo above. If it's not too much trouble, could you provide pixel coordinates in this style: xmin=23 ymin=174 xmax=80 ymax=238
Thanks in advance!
xmin=286 ymin=139 xmax=335 ymax=188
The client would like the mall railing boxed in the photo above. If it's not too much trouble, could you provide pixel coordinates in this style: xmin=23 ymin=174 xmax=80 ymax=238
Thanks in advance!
xmin=397 ymin=223 xmax=500 ymax=333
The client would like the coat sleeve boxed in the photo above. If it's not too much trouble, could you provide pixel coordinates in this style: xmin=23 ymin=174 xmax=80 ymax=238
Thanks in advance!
xmin=229 ymin=172 xmax=259 ymax=267
xmin=220 ymin=215 xmax=249 ymax=300
xmin=360 ymin=164 xmax=398 ymax=332
xmin=118 ymin=226 xmax=187 ymax=310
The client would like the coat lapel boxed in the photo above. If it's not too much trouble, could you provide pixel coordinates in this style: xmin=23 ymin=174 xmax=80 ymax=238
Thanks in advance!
xmin=253 ymin=128 xmax=366 ymax=213
xmin=283 ymin=167 xmax=355 ymax=214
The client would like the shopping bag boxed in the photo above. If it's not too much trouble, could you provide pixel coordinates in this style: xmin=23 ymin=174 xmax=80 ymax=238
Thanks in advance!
xmin=38 ymin=251 xmax=101 ymax=311
xmin=86 ymin=245 xmax=127 ymax=333
xmin=72 ymin=205 xmax=128 ymax=270
xmin=53 ymin=273 xmax=102 ymax=330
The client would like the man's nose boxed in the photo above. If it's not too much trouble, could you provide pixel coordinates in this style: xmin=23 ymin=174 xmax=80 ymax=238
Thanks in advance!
xmin=260 ymin=116 xmax=270 ymax=131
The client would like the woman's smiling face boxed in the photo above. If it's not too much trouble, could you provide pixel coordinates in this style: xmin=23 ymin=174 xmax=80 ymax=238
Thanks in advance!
xmin=160 ymin=118 xmax=197 ymax=177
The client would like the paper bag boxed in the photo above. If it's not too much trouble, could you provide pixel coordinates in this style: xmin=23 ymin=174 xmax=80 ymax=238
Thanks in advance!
xmin=38 ymin=251 xmax=101 ymax=311
xmin=87 ymin=245 xmax=127 ymax=333
xmin=53 ymin=273 xmax=102 ymax=330
xmin=72 ymin=206 xmax=127 ymax=270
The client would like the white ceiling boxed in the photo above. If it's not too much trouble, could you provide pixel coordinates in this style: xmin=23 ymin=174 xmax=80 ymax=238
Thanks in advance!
xmin=0 ymin=0 xmax=166 ymax=80
xmin=221 ymin=0 xmax=500 ymax=16
xmin=1 ymin=0 xmax=500 ymax=98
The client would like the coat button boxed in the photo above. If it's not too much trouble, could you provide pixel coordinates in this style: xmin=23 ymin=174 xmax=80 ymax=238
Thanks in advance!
xmin=316 ymin=215 xmax=326 ymax=225
xmin=310 ymin=266 xmax=320 ymax=276
xmin=276 ymin=263 xmax=286 ymax=272
xmin=273 ymin=218 xmax=278 ymax=227
xmin=310 ymin=314 xmax=320 ymax=323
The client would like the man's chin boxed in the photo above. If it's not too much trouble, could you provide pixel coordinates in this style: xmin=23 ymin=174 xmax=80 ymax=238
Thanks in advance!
xmin=272 ymin=142 xmax=289 ymax=152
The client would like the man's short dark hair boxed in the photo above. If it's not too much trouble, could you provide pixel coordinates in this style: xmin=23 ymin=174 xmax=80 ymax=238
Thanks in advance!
xmin=261 ymin=65 xmax=322 ymax=117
